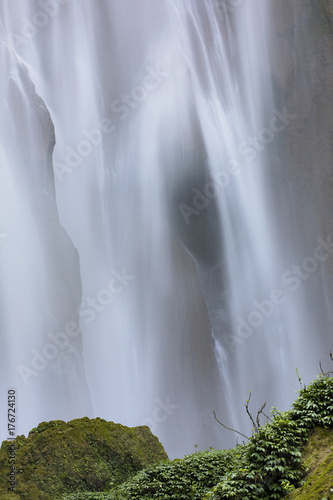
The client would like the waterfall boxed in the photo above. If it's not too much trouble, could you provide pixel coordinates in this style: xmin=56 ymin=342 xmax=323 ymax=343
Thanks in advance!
xmin=0 ymin=19 xmax=92 ymax=438
xmin=1 ymin=0 xmax=332 ymax=458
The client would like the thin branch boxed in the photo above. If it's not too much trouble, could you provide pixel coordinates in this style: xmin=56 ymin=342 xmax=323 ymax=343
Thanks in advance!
xmin=244 ymin=392 xmax=257 ymax=432
xmin=319 ymin=359 xmax=333 ymax=377
xmin=262 ymin=411 xmax=272 ymax=422
xmin=256 ymin=402 xmax=267 ymax=430
xmin=296 ymin=368 xmax=306 ymax=389
xmin=213 ymin=410 xmax=249 ymax=440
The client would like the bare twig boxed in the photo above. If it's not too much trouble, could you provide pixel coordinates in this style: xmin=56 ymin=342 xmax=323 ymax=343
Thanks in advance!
xmin=296 ymin=368 xmax=306 ymax=389
xmin=256 ymin=402 xmax=267 ymax=430
xmin=244 ymin=392 xmax=268 ymax=432
xmin=262 ymin=410 xmax=272 ymax=422
xmin=213 ymin=410 xmax=249 ymax=440
xmin=244 ymin=392 xmax=257 ymax=432
xmin=319 ymin=358 xmax=333 ymax=377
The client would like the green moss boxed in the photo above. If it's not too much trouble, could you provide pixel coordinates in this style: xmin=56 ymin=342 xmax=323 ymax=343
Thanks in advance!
xmin=289 ymin=453 xmax=333 ymax=499
xmin=62 ymin=375 xmax=332 ymax=500
xmin=301 ymin=427 xmax=333 ymax=471
xmin=286 ymin=428 xmax=333 ymax=500
xmin=96 ymin=375 xmax=333 ymax=500
xmin=0 ymin=418 xmax=168 ymax=500
xmin=1 ymin=375 xmax=332 ymax=500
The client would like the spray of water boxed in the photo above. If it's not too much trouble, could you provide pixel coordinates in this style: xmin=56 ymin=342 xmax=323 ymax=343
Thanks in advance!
xmin=1 ymin=0 xmax=332 ymax=458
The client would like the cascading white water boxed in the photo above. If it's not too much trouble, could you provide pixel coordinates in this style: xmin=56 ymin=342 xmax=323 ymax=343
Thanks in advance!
xmin=1 ymin=0 xmax=332 ymax=458
xmin=0 ymin=17 xmax=92 ymax=441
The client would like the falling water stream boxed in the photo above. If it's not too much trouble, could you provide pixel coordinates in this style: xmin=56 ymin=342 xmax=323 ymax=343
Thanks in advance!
xmin=1 ymin=0 xmax=332 ymax=458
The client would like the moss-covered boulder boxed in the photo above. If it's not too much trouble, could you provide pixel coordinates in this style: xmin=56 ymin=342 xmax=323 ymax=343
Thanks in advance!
xmin=0 ymin=417 xmax=168 ymax=500
xmin=286 ymin=427 xmax=333 ymax=500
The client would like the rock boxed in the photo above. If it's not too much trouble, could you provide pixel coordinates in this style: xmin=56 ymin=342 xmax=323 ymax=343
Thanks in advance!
xmin=0 ymin=417 xmax=168 ymax=500
xmin=287 ymin=427 xmax=333 ymax=499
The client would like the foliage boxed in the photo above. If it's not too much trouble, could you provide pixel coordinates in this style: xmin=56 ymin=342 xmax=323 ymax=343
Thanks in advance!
xmin=63 ymin=374 xmax=333 ymax=500
xmin=64 ymin=448 xmax=238 ymax=500
xmin=1 ymin=374 xmax=332 ymax=500
xmin=0 ymin=418 xmax=167 ymax=500
xmin=289 ymin=375 xmax=333 ymax=429
xmin=62 ymin=494 xmax=114 ymax=500
xmin=205 ymin=375 xmax=333 ymax=499
xmin=204 ymin=414 xmax=306 ymax=499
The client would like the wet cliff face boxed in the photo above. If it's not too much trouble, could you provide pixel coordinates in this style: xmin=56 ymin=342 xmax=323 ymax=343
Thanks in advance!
xmin=2 ymin=0 xmax=332 ymax=460
xmin=268 ymin=0 xmax=333 ymax=231
xmin=0 ymin=1 xmax=227 ymax=459
xmin=266 ymin=0 xmax=333 ymax=342
xmin=0 ymin=42 xmax=92 ymax=441
xmin=269 ymin=0 xmax=333 ymax=233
